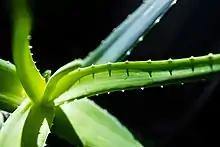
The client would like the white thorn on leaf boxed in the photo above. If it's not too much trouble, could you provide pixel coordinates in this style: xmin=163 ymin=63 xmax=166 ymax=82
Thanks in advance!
xmin=126 ymin=50 xmax=131 ymax=56
xmin=141 ymin=87 xmax=144 ymax=90
xmin=96 ymin=94 xmax=99 ymax=96
xmin=101 ymin=40 xmax=105 ymax=44
xmin=181 ymin=82 xmax=184 ymax=85
xmin=27 ymin=35 xmax=32 ymax=40
xmin=155 ymin=17 xmax=161 ymax=23
xmin=171 ymin=0 xmax=177 ymax=5
xmin=29 ymin=45 xmax=32 ymax=49
xmin=121 ymin=90 xmax=125 ymax=92
xmin=138 ymin=36 xmax=144 ymax=42
xmin=160 ymin=85 xmax=163 ymax=88
xmin=107 ymin=92 xmax=110 ymax=94
xmin=208 ymin=53 xmax=213 ymax=56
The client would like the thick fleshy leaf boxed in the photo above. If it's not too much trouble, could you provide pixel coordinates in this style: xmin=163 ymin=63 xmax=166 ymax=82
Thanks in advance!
xmin=53 ymin=98 xmax=143 ymax=147
xmin=11 ymin=0 xmax=46 ymax=103
xmin=0 ymin=59 xmax=25 ymax=112
xmin=42 ymin=59 xmax=82 ymax=103
xmin=53 ymin=53 xmax=220 ymax=105
xmin=82 ymin=0 xmax=177 ymax=66
xmin=0 ymin=99 xmax=54 ymax=147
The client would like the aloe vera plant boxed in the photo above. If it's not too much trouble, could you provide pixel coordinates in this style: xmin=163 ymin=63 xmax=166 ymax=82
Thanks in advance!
xmin=1 ymin=0 xmax=219 ymax=146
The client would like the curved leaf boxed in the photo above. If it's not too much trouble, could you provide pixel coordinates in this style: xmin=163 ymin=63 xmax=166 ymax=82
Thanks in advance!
xmin=42 ymin=59 xmax=82 ymax=103
xmin=0 ymin=59 xmax=25 ymax=112
xmin=53 ymin=53 xmax=220 ymax=105
xmin=0 ymin=99 xmax=55 ymax=147
xmin=11 ymin=0 xmax=46 ymax=103
xmin=82 ymin=0 xmax=177 ymax=66
xmin=55 ymin=98 xmax=143 ymax=147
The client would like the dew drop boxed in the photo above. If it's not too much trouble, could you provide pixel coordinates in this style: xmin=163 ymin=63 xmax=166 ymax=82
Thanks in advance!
xmin=141 ymin=87 xmax=144 ymax=90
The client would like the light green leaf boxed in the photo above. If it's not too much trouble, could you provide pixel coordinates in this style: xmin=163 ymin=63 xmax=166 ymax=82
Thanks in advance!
xmin=53 ymin=98 xmax=143 ymax=147
xmin=0 ymin=99 xmax=54 ymax=147
xmin=0 ymin=59 xmax=25 ymax=112
xmin=42 ymin=59 xmax=82 ymax=103
xmin=11 ymin=0 xmax=46 ymax=103
xmin=54 ymin=53 xmax=220 ymax=105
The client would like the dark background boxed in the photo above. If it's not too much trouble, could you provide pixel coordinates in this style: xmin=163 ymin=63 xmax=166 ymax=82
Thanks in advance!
xmin=1 ymin=0 xmax=220 ymax=146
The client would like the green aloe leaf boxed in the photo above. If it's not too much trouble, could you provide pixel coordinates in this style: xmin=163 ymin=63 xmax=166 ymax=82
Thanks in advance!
xmin=11 ymin=0 xmax=46 ymax=103
xmin=42 ymin=59 xmax=82 ymax=103
xmin=82 ymin=0 xmax=177 ymax=66
xmin=53 ymin=98 xmax=143 ymax=147
xmin=0 ymin=99 xmax=54 ymax=147
xmin=53 ymin=53 xmax=220 ymax=105
xmin=0 ymin=59 xmax=25 ymax=112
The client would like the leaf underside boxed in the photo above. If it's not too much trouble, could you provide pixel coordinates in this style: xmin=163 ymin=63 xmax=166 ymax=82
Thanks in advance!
xmin=53 ymin=98 xmax=143 ymax=147
xmin=0 ymin=59 xmax=25 ymax=112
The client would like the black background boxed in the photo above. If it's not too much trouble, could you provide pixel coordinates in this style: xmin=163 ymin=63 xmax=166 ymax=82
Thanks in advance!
xmin=1 ymin=0 xmax=220 ymax=146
